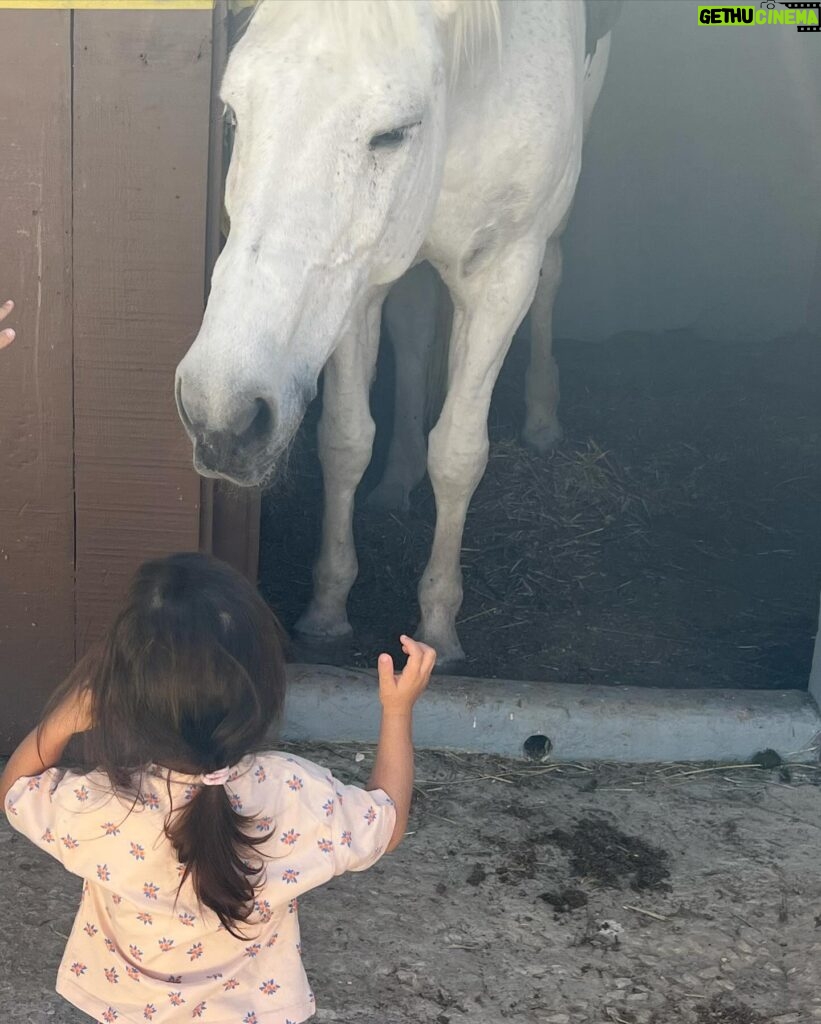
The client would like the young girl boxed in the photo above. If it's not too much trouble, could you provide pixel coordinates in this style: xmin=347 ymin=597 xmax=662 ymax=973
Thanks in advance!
xmin=1 ymin=552 xmax=435 ymax=1024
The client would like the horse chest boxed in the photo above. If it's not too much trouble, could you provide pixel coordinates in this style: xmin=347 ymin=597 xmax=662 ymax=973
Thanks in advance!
xmin=422 ymin=2 xmax=585 ymax=279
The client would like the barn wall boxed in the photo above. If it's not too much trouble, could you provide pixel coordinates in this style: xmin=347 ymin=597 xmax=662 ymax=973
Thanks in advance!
xmin=72 ymin=9 xmax=213 ymax=652
xmin=0 ymin=12 xmax=75 ymax=751
xmin=555 ymin=0 xmax=821 ymax=344
xmin=1 ymin=5 xmax=234 ymax=753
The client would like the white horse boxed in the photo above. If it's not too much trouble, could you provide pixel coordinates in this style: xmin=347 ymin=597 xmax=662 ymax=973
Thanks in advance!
xmin=176 ymin=0 xmax=619 ymax=665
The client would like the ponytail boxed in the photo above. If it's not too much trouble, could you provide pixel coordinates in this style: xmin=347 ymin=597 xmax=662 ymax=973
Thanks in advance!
xmin=166 ymin=784 xmax=269 ymax=939
xmin=57 ymin=552 xmax=289 ymax=938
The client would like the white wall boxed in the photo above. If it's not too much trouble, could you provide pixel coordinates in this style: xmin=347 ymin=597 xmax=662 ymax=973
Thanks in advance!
xmin=555 ymin=0 xmax=821 ymax=343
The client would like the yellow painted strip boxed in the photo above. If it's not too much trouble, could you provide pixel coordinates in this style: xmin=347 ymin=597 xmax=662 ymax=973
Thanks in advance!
xmin=0 ymin=1 xmax=214 ymax=9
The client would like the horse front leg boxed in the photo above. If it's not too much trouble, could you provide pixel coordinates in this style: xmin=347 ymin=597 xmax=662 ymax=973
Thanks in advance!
xmin=367 ymin=262 xmax=439 ymax=512
xmin=420 ymin=246 xmax=543 ymax=665
xmin=523 ymin=235 xmax=563 ymax=453
xmin=295 ymin=300 xmax=382 ymax=640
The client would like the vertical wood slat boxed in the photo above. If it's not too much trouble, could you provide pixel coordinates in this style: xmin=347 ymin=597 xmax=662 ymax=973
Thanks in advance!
xmin=0 ymin=12 xmax=74 ymax=750
xmin=202 ymin=0 xmax=261 ymax=583
xmin=72 ymin=10 xmax=213 ymax=651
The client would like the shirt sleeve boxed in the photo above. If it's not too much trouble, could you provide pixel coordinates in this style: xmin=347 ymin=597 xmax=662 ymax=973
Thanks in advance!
xmin=327 ymin=777 xmax=396 ymax=876
xmin=252 ymin=754 xmax=398 ymax=886
xmin=4 ymin=768 xmax=92 ymax=874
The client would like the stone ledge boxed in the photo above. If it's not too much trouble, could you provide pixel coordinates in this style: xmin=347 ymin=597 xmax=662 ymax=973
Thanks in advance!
xmin=282 ymin=664 xmax=821 ymax=763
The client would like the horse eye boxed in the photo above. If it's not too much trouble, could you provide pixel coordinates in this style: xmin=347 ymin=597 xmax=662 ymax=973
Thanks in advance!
xmin=223 ymin=104 xmax=237 ymax=129
xmin=369 ymin=122 xmax=420 ymax=151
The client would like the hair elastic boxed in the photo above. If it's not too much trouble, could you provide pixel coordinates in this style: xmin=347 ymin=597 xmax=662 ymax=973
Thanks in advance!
xmin=201 ymin=767 xmax=232 ymax=786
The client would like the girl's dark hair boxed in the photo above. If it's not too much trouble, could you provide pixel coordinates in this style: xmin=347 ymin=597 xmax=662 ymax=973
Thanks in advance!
xmin=40 ymin=552 xmax=287 ymax=938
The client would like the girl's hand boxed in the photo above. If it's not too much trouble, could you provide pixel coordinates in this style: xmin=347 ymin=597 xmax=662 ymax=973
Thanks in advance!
xmin=377 ymin=636 xmax=436 ymax=716
xmin=0 ymin=300 xmax=15 ymax=350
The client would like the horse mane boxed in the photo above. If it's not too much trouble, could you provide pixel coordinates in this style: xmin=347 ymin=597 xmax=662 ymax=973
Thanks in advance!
xmin=438 ymin=1 xmax=503 ymax=75
xmin=239 ymin=0 xmax=502 ymax=80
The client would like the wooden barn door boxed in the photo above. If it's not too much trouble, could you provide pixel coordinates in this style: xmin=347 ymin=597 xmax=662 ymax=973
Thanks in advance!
xmin=0 ymin=2 xmax=259 ymax=752
xmin=72 ymin=7 xmax=213 ymax=651
xmin=0 ymin=10 xmax=74 ymax=751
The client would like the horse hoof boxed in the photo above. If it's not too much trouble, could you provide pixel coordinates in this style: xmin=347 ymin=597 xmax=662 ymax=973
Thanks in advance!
xmin=522 ymin=420 xmax=563 ymax=455
xmin=418 ymin=632 xmax=465 ymax=670
xmin=294 ymin=609 xmax=353 ymax=642
xmin=432 ymin=652 xmax=464 ymax=673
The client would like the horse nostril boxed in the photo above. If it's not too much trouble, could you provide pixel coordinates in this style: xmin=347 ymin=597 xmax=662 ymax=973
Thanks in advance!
xmin=176 ymin=381 xmax=275 ymax=467
xmin=237 ymin=397 xmax=274 ymax=447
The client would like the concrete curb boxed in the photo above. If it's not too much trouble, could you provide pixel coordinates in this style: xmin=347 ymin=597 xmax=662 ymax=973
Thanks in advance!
xmin=282 ymin=664 xmax=821 ymax=763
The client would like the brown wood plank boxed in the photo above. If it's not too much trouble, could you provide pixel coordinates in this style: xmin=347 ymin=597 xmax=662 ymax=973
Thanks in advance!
xmin=0 ymin=11 xmax=74 ymax=752
xmin=73 ymin=10 xmax=213 ymax=651
xmin=202 ymin=1 xmax=261 ymax=582
xmin=210 ymin=481 xmax=261 ymax=580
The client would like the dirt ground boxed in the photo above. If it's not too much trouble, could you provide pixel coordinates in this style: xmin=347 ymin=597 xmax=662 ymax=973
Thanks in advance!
xmin=3 ymin=745 xmax=821 ymax=1024
xmin=260 ymin=328 xmax=821 ymax=690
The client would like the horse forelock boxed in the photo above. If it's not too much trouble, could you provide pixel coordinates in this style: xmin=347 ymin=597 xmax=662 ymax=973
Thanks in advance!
xmin=242 ymin=0 xmax=502 ymax=81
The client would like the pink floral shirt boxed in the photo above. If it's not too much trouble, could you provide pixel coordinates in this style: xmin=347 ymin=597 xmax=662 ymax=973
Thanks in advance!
xmin=5 ymin=752 xmax=395 ymax=1024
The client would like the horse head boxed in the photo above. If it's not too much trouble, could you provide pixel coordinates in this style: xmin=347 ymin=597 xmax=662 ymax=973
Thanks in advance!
xmin=176 ymin=1 xmax=497 ymax=485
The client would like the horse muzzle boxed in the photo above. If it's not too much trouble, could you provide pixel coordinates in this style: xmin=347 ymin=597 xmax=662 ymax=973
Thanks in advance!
xmin=176 ymin=379 xmax=280 ymax=485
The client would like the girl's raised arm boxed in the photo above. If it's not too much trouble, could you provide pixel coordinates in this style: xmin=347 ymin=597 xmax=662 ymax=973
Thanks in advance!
xmin=367 ymin=636 xmax=435 ymax=853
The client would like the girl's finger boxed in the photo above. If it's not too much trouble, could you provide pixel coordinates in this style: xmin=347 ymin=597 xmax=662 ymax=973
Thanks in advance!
xmin=1 ymin=303 xmax=15 ymax=349
xmin=377 ymin=652 xmax=395 ymax=687
xmin=400 ymin=635 xmax=424 ymax=667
